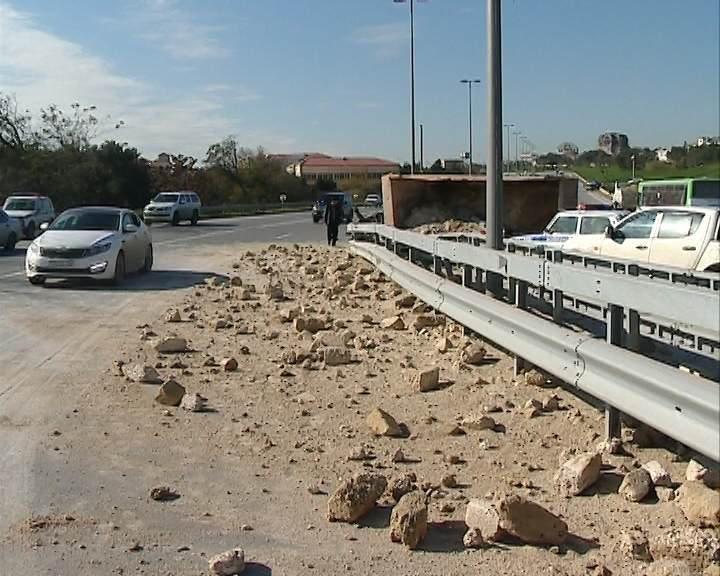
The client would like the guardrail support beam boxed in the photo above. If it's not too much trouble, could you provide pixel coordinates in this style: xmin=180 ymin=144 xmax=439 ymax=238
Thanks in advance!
xmin=604 ymin=303 xmax=625 ymax=439
xmin=434 ymin=256 xmax=442 ymax=276
xmin=513 ymin=279 xmax=529 ymax=376
xmin=628 ymin=309 xmax=641 ymax=351
xmin=605 ymin=404 xmax=621 ymax=440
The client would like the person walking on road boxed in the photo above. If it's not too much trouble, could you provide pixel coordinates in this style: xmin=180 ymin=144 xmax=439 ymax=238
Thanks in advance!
xmin=324 ymin=198 xmax=342 ymax=247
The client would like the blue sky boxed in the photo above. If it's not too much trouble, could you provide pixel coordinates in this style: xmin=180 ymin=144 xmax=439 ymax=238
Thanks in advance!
xmin=1 ymin=0 xmax=718 ymax=164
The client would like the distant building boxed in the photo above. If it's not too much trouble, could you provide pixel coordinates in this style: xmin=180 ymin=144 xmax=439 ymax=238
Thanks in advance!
xmin=597 ymin=132 xmax=629 ymax=156
xmin=152 ymin=152 xmax=173 ymax=168
xmin=696 ymin=136 xmax=719 ymax=147
xmin=655 ymin=147 xmax=670 ymax=163
xmin=557 ymin=142 xmax=579 ymax=159
xmin=289 ymin=154 xmax=399 ymax=182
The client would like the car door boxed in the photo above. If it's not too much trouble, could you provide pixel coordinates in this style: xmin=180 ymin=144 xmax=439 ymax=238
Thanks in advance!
xmin=120 ymin=212 xmax=142 ymax=270
xmin=0 ymin=210 xmax=9 ymax=246
xmin=599 ymin=209 xmax=659 ymax=263
xmin=648 ymin=210 xmax=706 ymax=269
xmin=179 ymin=194 xmax=189 ymax=219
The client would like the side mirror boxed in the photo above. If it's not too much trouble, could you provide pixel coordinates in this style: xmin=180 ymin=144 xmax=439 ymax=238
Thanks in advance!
xmin=124 ymin=223 xmax=138 ymax=234
xmin=39 ymin=222 xmax=49 ymax=231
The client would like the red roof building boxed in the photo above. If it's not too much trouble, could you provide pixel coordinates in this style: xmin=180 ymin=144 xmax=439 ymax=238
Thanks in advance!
xmin=290 ymin=154 xmax=399 ymax=181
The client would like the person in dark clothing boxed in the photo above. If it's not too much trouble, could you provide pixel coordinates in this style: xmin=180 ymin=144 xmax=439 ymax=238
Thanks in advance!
xmin=324 ymin=198 xmax=343 ymax=246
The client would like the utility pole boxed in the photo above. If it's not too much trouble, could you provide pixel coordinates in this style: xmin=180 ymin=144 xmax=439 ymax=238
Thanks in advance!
xmin=409 ymin=0 xmax=416 ymax=174
xmin=461 ymin=79 xmax=481 ymax=175
xmin=486 ymin=0 xmax=503 ymax=297
xmin=512 ymin=130 xmax=520 ymax=174
xmin=419 ymin=124 xmax=424 ymax=172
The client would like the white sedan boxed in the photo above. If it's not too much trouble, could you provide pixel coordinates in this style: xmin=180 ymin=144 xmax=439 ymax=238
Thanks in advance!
xmin=25 ymin=207 xmax=153 ymax=286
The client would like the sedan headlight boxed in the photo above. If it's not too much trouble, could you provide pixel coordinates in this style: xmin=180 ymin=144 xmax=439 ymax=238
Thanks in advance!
xmin=85 ymin=240 xmax=113 ymax=257
xmin=27 ymin=242 xmax=39 ymax=256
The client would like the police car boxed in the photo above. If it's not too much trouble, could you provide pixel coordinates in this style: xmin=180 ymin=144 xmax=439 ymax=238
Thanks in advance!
xmin=508 ymin=206 xmax=630 ymax=251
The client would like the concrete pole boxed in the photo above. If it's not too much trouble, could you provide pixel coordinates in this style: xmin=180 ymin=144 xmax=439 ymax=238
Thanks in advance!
xmin=486 ymin=0 xmax=503 ymax=295
xmin=419 ymin=124 xmax=424 ymax=172
xmin=468 ymin=81 xmax=473 ymax=175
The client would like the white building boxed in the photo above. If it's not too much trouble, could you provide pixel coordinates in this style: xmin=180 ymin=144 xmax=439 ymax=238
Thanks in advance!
xmin=655 ymin=147 xmax=670 ymax=162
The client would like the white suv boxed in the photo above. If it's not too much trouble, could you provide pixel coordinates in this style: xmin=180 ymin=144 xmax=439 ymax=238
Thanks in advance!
xmin=142 ymin=191 xmax=201 ymax=226
xmin=2 ymin=194 xmax=56 ymax=239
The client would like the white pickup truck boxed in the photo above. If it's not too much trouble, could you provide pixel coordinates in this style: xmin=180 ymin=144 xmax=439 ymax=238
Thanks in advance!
xmin=507 ymin=209 xmax=629 ymax=250
xmin=562 ymin=206 xmax=720 ymax=272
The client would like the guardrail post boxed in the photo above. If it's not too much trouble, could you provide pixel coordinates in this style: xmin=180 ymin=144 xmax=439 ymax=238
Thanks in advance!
xmin=604 ymin=303 xmax=624 ymax=439
xmin=476 ymin=269 xmax=486 ymax=294
xmin=463 ymin=264 xmax=473 ymax=287
xmin=408 ymin=247 xmax=416 ymax=264
xmin=513 ymin=279 xmax=528 ymax=376
xmin=628 ymin=310 xmax=641 ymax=351
xmin=552 ymin=251 xmax=564 ymax=324
xmin=434 ymin=256 xmax=442 ymax=276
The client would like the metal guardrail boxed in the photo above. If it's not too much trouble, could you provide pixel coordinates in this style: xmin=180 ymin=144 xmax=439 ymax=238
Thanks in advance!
xmin=348 ymin=223 xmax=720 ymax=462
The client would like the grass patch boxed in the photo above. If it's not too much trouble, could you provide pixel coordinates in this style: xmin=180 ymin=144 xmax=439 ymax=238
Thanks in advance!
xmin=574 ymin=162 xmax=720 ymax=185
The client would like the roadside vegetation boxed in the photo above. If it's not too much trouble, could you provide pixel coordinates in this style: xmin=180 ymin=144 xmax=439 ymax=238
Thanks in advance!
xmin=538 ymin=144 xmax=720 ymax=189
xmin=0 ymin=93 xmax=321 ymax=212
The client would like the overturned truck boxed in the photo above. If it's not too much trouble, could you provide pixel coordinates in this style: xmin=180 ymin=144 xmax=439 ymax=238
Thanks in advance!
xmin=379 ymin=174 xmax=580 ymax=236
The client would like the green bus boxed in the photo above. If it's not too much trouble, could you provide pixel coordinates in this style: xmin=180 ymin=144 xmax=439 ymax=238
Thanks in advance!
xmin=638 ymin=177 xmax=720 ymax=208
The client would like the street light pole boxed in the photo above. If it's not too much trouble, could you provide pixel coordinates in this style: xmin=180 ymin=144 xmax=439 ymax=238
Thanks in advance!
xmin=512 ymin=130 xmax=520 ymax=173
xmin=419 ymin=123 xmax=424 ymax=172
xmin=409 ymin=0 xmax=416 ymax=174
xmin=631 ymin=154 xmax=636 ymax=180
xmin=461 ymin=79 xmax=481 ymax=175
xmin=503 ymin=123 xmax=513 ymax=173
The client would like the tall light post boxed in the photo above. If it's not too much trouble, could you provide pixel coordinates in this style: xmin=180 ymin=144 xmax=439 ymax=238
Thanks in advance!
xmin=461 ymin=79 xmax=481 ymax=175
xmin=631 ymin=154 xmax=636 ymax=181
xmin=512 ymin=130 xmax=520 ymax=173
xmin=503 ymin=123 xmax=514 ymax=173
xmin=521 ymin=135 xmax=528 ymax=174
xmin=394 ymin=0 xmax=427 ymax=174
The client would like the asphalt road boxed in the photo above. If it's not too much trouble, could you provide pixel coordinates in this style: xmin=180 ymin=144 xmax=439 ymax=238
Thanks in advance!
xmin=0 ymin=211 xmax=332 ymax=292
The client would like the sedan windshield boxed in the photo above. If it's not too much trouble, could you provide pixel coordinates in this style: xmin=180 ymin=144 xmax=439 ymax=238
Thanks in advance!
xmin=153 ymin=193 xmax=179 ymax=203
xmin=4 ymin=198 xmax=36 ymax=211
xmin=50 ymin=210 xmax=120 ymax=231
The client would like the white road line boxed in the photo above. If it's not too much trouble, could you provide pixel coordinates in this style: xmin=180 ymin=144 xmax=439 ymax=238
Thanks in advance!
xmin=0 ymin=271 xmax=23 ymax=280
xmin=276 ymin=233 xmax=289 ymax=240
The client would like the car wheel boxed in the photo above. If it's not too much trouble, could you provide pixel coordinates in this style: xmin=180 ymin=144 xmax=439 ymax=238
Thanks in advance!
xmin=190 ymin=210 xmax=199 ymax=225
xmin=112 ymin=252 xmax=126 ymax=285
xmin=25 ymin=221 xmax=35 ymax=239
xmin=4 ymin=232 xmax=17 ymax=251
xmin=141 ymin=245 xmax=153 ymax=273
xmin=171 ymin=212 xmax=180 ymax=226
xmin=28 ymin=275 xmax=46 ymax=286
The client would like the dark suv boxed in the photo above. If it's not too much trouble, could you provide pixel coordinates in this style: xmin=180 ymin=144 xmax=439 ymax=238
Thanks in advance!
xmin=312 ymin=192 xmax=353 ymax=223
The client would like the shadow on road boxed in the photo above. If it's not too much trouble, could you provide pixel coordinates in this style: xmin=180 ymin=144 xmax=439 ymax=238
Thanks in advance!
xmin=41 ymin=270 xmax=227 ymax=292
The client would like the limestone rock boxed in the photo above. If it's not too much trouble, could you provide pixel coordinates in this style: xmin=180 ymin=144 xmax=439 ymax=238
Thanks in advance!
xmin=395 ymin=295 xmax=416 ymax=309
xmin=595 ymin=437 xmax=624 ymax=455
xmin=675 ymin=481 xmax=720 ymax=528
xmin=265 ymin=282 xmax=285 ymax=301
xmin=154 ymin=336 xmax=188 ymax=353
xmin=165 ymin=309 xmax=181 ymax=322
xmin=436 ymin=337 xmax=453 ymax=353
xmin=386 ymin=473 xmax=417 ymax=502
xmin=497 ymin=494 xmax=568 ymax=546
xmin=411 ymin=315 xmax=444 ymax=332
xmin=323 ymin=347 xmax=352 ymax=366
xmin=542 ymin=394 xmax=561 ymax=412
xmin=208 ymin=548 xmax=245 ymax=575
xmin=367 ymin=408 xmax=403 ymax=437
xmin=412 ymin=367 xmax=441 ymax=393
xmin=462 ymin=414 xmax=496 ymax=431
xmin=643 ymin=460 xmax=673 ymax=487
xmin=123 ymin=364 xmax=162 ymax=384
xmin=380 ymin=315 xmax=405 ymax=330
xmin=154 ymin=379 xmax=186 ymax=407
xmin=464 ymin=498 xmax=503 ymax=543
xmin=617 ymin=528 xmax=653 ymax=562
xmin=180 ymin=392 xmax=207 ymax=412
xmin=390 ymin=491 xmax=428 ymax=549
xmin=463 ymin=528 xmax=487 ymax=549
xmin=657 ymin=486 xmax=677 ymax=502
xmin=461 ymin=343 xmax=486 ymax=365
xmin=645 ymin=559 xmax=701 ymax=576
xmin=294 ymin=317 xmax=327 ymax=334
xmin=554 ymin=452 xmax=602 ymax=497
xmin=327 ymin=473 xmax=387 ymax=523
xmin=619 ymin=468 xmax=652 ymax=502
xmin=220 ymin=357 xmax=238 ymax=372
xmin=523 ymin=369 xmax=547 ymax=387
xmin=687 ymin=460 xmax=720 ymax=489
xmin=650 ymin=526 xmax=720 ymax=572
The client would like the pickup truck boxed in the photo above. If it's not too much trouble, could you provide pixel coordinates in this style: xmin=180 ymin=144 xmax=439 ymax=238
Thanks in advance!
xmin=562 ymin=206 xmax=720 ymax=272
xmin=507 ymin=209 xmax=629 ymax=251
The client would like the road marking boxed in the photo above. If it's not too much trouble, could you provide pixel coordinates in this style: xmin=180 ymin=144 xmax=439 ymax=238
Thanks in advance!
xmin=0 ymin=271 xmax=23 ymax=280
xmin=276 ymin=233 xmax=289 ymax=240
